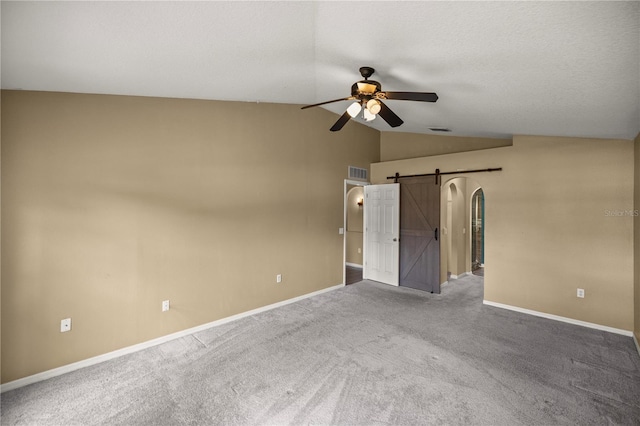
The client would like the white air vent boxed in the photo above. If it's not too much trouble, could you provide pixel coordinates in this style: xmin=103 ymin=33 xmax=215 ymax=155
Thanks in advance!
xmin=348 ymin=166 xmax=368 ymax=181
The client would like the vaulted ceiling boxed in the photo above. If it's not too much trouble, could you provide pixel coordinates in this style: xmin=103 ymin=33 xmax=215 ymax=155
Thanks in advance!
xmin=2 ymin=1 xmax=638 ymax=139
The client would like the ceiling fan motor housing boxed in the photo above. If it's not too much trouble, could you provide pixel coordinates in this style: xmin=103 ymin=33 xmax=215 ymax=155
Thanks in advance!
xmin=351 ymin=80 xmax=381 ymax=99
xmin=352 ymin=66 xmax=381 ymax=101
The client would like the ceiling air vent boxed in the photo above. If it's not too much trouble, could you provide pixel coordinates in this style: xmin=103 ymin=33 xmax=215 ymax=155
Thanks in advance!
xmin=348 ymin=166 xmax=368 ymax=181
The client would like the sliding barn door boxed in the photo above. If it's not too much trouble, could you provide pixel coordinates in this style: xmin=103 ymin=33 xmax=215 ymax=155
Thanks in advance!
xmin=399 ymin=177 xmax=441 ymax=293
xmin=363 ymin=183 xmax=400 ymax=286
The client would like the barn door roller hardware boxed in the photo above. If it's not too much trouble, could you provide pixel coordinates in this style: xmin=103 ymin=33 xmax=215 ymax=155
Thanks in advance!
xmin=389 ymin=167 xmax=502 ymax=185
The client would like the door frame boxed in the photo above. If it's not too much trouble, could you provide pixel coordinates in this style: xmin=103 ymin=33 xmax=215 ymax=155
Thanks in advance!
xmin=343 ymin=179 xmax=369 ymax=286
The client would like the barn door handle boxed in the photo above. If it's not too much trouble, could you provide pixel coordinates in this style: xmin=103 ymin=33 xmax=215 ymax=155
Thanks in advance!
xmin=434 ymin=228 xmax=439 ymax=241
xmin=393 ymin=238 xmax=398 ymax=242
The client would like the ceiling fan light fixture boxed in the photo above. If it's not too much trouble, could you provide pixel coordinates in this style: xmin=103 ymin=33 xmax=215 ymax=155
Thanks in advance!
xmin=363 ymin=108 xmax=376 ymax=122
xmin=366 ymin=99 xmax=382 ymax=115
xmin=346 ymin=102 xmax=362 ymax=118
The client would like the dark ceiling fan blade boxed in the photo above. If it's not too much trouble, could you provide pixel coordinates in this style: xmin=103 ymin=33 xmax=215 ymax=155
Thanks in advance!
xmin=330 ymin=111 xmax=352 ymax=132
xmin=382 ymin=91 xmax=439 ymax=102
xmin=377 ymin=101 xmax=404 ymax=128
xmin=301 ymin=97 xmax=354 ymax=110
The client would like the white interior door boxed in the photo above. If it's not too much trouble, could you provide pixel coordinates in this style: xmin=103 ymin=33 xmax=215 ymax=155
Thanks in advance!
xmin=363 ymin=183 xmax=400 ymax=286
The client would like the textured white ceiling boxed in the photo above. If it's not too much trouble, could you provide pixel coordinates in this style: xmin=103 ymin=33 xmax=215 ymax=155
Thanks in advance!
xmin=2 ymin=1 xmax=639 ymax=139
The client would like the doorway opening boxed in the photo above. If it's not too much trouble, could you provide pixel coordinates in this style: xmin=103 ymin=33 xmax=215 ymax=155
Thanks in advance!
xmin=343 ymin=180 xmax=368 ymax=285
xmin=471 ymin=188 xmax=485 ymax=277
xmin=441 ymin=177 xmax=485 ymax=285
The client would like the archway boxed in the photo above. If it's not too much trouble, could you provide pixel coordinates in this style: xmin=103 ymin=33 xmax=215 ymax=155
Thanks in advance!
xmin=345 ymin=185 xmax=365 ymax=284
xmin=441 ymin=177 xmax=484 ymax=285
xmin=471 ymin=188 xmax=485 ymax=276
xmin=445 ymin=183 xmax=461 ymax=280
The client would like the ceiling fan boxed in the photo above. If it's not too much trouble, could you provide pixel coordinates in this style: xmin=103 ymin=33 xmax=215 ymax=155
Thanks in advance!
xmin=301 ymin=66 xmax=438 ymax=132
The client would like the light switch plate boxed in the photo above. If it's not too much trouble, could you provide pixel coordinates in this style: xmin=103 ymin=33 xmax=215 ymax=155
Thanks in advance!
xmin=61 ymin=318 xmax=71 ymax=332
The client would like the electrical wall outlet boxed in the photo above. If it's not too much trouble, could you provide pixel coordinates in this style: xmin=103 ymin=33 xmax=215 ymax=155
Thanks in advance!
xmin=357 ymin=248 xmax=361 ymax=254
xmin=162 ymin=300 xmax=170 ymax=312
xmin=577 ymin=288 xmax=585 ymax=298
xmin=276 ymin=274 xmax=282 ymax=283
xmin=60 ymin=318 xmax=72 ymax=333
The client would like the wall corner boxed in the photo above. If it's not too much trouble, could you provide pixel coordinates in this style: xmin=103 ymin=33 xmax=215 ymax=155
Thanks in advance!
xmin=634 ymin=132 xmax=640 ymax=342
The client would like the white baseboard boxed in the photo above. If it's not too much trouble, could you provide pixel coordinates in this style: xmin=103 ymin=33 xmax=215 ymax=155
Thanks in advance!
xmin=1 ymin=283 xmax=344 ymax=393
xmin=442 ymin=272 xmax=476 ymax=287
xmin=483 ymin=300 xmax=633 ymax=337
xmin=448 ymin=272 xmax=472 ymax=280
xmin=345 ymin=262 xmax=363 ymax=269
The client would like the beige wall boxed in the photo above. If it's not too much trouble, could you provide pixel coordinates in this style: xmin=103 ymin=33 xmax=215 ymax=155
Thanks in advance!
xmin=635 ymin=132 xmax=640 ymax=344
xmin=0 ymin=92 xmax=2 ymax=372
xmin=345 ymin=232 xmax=363 ymax=265
xmin=380 ymin=132 xmax=512 ymax=161
xmin=0 ymin=90 xmax=380 ymax=383
xmin=372 ymin=135 xmax=635 ymax=331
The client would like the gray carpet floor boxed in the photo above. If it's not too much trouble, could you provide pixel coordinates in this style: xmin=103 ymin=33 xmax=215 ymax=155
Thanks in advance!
xmin=2 ymin=275 xmax=640 ymax=425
